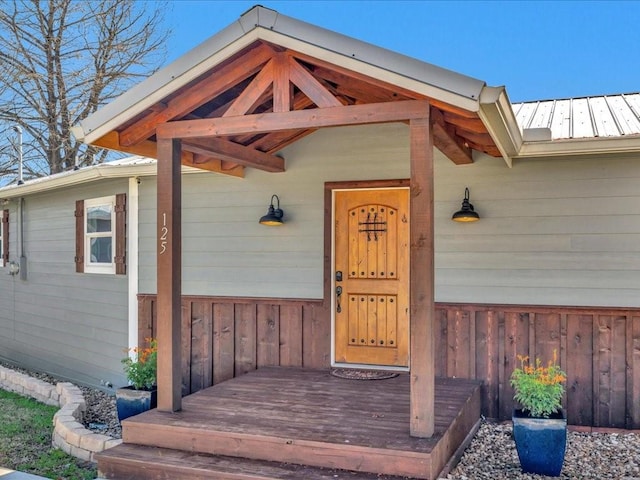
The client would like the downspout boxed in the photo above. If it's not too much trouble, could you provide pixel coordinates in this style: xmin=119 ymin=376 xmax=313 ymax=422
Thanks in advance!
xmin=127 ymin=177 xmax=139 ymax=355
xmin=18 ymin=197 xmax=26 ymax=281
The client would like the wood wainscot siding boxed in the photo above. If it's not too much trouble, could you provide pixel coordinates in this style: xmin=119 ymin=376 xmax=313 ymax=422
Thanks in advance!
xmin=138 ymin=294 xmax=329 ymax=395
xmin=435 ymin=303 xmax=640 ymax=429
xmin=139 ymin=295 xmax=640 ymax=429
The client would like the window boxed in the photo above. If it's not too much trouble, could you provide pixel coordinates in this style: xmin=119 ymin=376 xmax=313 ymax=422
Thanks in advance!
xmin=75 ymin=194 xmax=126 ymax=275
xmin=1 ymin=209 xmax=8 ymax=267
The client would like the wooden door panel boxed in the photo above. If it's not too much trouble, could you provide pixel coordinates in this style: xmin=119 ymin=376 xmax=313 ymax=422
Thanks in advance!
xmin=335 ymin=189 xmax=409 ymax=367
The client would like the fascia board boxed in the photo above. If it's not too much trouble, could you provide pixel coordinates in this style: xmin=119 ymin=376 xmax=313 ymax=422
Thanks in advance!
xmin=477 ymin=86 xmax=523 ymax=167
xmin=0 ymin=162 xmax=203 ymax=199
xmin=515 ymin=135 xmax=640 ymax=159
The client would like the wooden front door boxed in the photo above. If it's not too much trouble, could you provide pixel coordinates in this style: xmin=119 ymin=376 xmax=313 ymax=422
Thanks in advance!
xmin=334 ymin=188 xmax=409 ymax=368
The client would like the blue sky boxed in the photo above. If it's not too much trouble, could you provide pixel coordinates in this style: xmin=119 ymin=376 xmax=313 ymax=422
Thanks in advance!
xmin=157 ymin=0 xmax=639 ymax=103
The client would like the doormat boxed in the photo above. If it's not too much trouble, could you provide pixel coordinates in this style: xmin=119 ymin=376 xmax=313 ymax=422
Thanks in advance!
xmin=330 ymin=368 xmax=399 ymax=380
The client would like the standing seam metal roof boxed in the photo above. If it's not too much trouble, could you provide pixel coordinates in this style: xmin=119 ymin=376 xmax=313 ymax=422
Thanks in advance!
xmin=512 ymin=93 xmax=640 ymax=140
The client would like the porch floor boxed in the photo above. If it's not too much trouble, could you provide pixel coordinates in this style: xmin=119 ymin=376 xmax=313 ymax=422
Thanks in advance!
xmin=98 ymin=367 xmax=482 ymax=479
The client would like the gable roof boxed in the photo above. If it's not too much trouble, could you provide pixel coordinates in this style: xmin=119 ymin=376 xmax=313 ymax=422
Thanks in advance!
xmin=71 ymin=5 xmax=519 ymax=169
xmin=70 ymin=5 xmax=640 ymax=169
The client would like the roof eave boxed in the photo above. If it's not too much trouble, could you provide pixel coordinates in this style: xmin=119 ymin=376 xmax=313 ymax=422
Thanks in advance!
xmin=477 ymin=86 xmax=523 ymax=167
xmin=74 ymin=6 xmax=486 ymax=146
xmin=0 ymin=159 xmax=202 ymax=199
xmin=515 ymin=135 xmax=640 ymax=159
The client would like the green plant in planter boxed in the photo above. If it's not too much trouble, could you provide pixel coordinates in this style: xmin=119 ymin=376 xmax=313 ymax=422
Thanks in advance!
xmin=510 ymin=350 xmax=566 ymax=418
xmin=121 ymin=338 xmax=157 ymax=390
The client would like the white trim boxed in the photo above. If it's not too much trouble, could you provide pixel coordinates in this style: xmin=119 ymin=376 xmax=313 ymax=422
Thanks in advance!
xmin=84 ymin=195 xmax=116 ymax=275
xmin=0 ymin=158 xmax=207 ymax=200
xmin=515 ymin=135 xmax=640 ymax=158
xmin=127 ymin=177 xmax=139 ymax=353
xmin=478 ymin=86 xmax=522 ymax=167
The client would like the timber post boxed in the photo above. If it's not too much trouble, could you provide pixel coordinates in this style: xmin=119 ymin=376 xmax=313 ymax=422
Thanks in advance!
xmin=156 ymin=136 xmax=183 ymax=412
xmin=409 ymin=111 xmax=436 ymax=437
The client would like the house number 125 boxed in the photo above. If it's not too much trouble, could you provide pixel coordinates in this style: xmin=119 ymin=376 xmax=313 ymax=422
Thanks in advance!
xmin=160 ymin=212 xmax=168 ymax=254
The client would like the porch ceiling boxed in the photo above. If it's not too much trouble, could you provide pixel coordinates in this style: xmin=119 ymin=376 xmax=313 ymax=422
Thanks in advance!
xmin=91 ymin=40 xmax=502 ymax=177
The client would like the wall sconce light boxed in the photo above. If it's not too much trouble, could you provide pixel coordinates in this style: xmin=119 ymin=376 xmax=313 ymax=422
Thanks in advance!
xmin=452 ymin=187 xmax=479 ymax=222
xmin=259 ymin=194 xmax=284 ymax=226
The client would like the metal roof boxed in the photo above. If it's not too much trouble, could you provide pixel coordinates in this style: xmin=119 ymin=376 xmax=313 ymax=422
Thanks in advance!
xmin=513 ymin=93 xmax=640 ymax=140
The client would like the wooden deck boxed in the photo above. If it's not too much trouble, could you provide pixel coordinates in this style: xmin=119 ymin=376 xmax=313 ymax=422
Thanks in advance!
xmin=97 ymin=367 xmax=482 ymax=479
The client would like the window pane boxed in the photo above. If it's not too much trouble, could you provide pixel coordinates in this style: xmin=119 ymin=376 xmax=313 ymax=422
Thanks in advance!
xmin=87 ymin=205 xmax=112 ymax=233
xmin=90 ymin=237 xmax=112 ymax=263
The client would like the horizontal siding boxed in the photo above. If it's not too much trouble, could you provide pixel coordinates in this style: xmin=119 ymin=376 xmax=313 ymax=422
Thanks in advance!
xmin=138 ymin=123 xmax=411 ymax=298
xmin=139 ymin=123 xmax=640 ymax=308
xmin=435 ymin=152 xmax=640 ymax=307
xmin=0 ymin=179 xmax=130 ymax=388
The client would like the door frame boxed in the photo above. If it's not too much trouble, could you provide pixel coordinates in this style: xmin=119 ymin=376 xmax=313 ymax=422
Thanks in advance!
xmin=325 ymin=179 xmax=410 ymax=371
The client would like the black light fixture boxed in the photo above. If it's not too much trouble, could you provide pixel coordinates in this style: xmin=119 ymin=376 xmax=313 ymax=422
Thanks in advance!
xmin=452 ymin=187 xmax=479 ymax=222
xmin=259 ymin=194 xmax=284 ymax=226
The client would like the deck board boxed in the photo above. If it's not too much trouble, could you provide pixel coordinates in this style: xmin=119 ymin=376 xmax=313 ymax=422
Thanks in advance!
xmin=104 ymin=367 xmax=481 ymax=479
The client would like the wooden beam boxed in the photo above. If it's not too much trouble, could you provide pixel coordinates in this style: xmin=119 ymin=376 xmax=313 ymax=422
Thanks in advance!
xmin=223 ymin=59 xmax=275 ymax=117
xmin=156 ymin=137 xmax=183 ymax=413
xmin=156 ymin=100 xmax=430 ymax=139
xmin=409 ymin=114 xmax=435 ymax=438
xmin=292 ymin=51 xmax=479 ymax=118
xmin=288 ymin=56 xmax=342 ymax=108
xmin=119 ymin=43 xmax=275 ymax=146
xmin=272 ymin=52 xmax=292 ymax=113
xmin=431 ymin=107 xmax=473 ymax=165
xmin=442 ymin=112 xmax=487 ymax=134
xmin=92 ymin=131 xmax=245 ymax=177
xmin=182 ymin=137 xmax=284 ymax=172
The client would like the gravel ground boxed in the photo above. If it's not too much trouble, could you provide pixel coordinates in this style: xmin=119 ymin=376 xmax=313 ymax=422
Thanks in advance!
xmin=444 ymin=420 xmax=640 ymax=480
xmin=0 ymin=362 xmax=121 ymax=439
xmin=3 ymin=363 xmax=640 ymax=478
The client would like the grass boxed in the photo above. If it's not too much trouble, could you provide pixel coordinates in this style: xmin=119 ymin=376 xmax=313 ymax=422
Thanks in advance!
xmin=0 ymin=389 xmax=97 ymax=480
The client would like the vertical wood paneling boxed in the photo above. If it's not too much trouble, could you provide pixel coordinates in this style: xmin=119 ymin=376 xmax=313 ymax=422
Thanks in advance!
xmin=594 ymin=315 xmax=627 ymax=428
xmin=434 ymin=309 xmax=447 ymax=377
xmin=447 ymin=309 xmax=471 ymax=378
xmin=280 ymin=305 xmax=302 ymax=366
xmin=213 ymin=303 xmax=235 ymax=385
xmin=257 ymin=304 xmax=280 ymax=367
xmin=234 ymin=304 xmax=257 ymax=376
xmin=630 ymin=316 xmax=640 ymax=428
xmin=500 ymin=312 xmax=530 ymax=419
xmin=190 ymin=301 xmax=213 ymax=392
xmin=302 ymin=303 xmax=331 ymax=368
xmin=475 ymin=310 xmax=499 ymax=418
xmin=611 ymin=315 xmax=628 ymax=428
xmin=533 ymin=313 xmax=561 ymax=362
xmin=566 ymin=314 xmax=594 ymax=426
xmin=181 ymin=300 xmax=192 ymax=396
xmin=138 ymin=297 xmax=155 ymax=345
xmin=139 ymin=295 xmax=640 ymax=428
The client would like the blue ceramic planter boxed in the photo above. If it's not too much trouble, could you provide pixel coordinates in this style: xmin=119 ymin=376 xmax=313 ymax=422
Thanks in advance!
xmin=115 ymin=386 xmax=157 ymax=422
xmin=512 ymin=409 xmax=567 ymax=477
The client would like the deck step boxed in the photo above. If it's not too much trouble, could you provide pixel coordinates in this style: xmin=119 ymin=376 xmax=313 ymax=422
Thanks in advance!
xmin=97 ymin=443 xmax=413 ymax=480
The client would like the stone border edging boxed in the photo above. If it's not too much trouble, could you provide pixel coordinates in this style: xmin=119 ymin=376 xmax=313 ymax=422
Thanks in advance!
xmin=0 ymin=365 xmax=121 ymax=462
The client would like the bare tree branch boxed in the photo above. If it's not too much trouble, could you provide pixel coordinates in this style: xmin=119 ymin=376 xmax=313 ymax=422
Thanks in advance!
xmin=0 ymin=0 xmax=168 ymax=183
